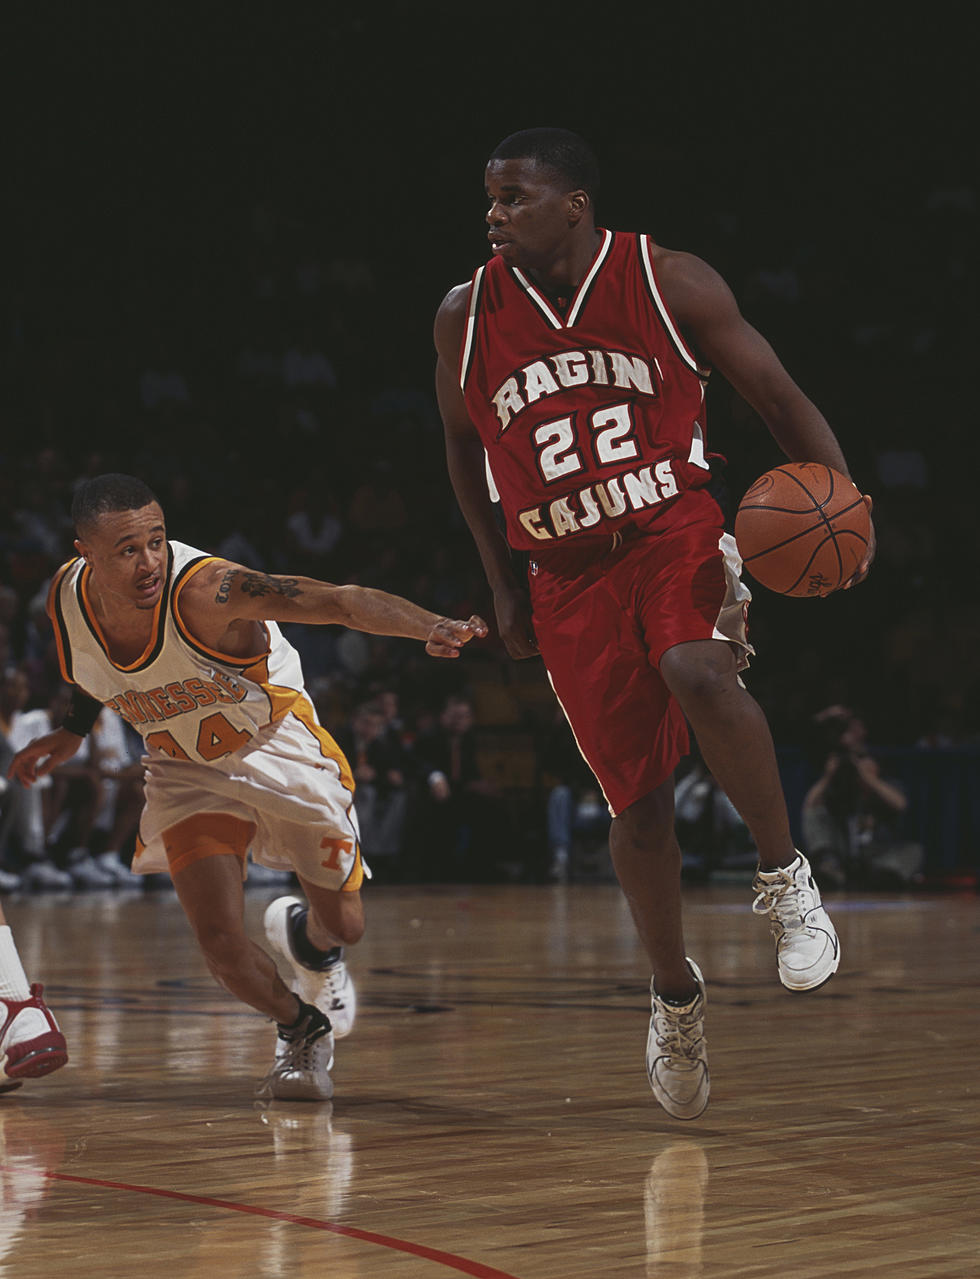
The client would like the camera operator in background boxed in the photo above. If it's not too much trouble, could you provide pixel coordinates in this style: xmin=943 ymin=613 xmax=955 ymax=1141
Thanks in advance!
xmin=802 ymin=706 xmax=918 ymax=888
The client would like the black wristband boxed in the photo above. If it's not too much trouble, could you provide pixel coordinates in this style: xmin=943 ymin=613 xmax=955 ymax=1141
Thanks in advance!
xmin=62 ymin=687 xmax=103 ymax=737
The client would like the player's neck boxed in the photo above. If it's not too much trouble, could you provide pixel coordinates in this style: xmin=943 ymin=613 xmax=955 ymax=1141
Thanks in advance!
xmin=525 ymin=227 xmax=602 ymax=300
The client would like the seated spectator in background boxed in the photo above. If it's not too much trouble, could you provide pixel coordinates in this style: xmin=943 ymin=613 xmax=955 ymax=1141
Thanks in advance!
xmin=802 ymin=706 xmax=919 ymax=888
xmin=282 ymin=328 xmax=338 ymax=393
xmin=284 ymin=479 xmax=344 ymax=576
xmin=4 ymin=686 xmax=115 ymax=890
xmin=409 ymin=695 xmax=511 ymax=882
xmin=86 ymin=710 xmax=145 ymax=884
xmin=674 ymin=748 xmax=756 ymax=880
xmin=335 ymin=701 xmax=410 ymax=868
xmin=0 ymin=669 xmax=32 ymax=890
xmin=538 ymin=707 xmax=610 ymax=883
xmin=348 ymin=461 xmax=408 ymax=538
xmin=138 ymin=341 xmax=191 ymax=411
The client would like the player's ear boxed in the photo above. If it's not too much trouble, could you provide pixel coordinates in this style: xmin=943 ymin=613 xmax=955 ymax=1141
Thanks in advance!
xmin=567 ymin=189 xmax=589 ymax=224
xmin=74 ymin=538 xmax=87 ymax=561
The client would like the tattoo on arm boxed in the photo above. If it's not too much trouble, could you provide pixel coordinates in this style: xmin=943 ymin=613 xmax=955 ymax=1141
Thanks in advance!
xmin=214 ymin=569 xmax=302 ymax=604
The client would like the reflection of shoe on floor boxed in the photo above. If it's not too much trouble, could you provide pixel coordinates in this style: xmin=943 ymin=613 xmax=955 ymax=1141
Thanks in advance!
xmin=644 ymin=1143 xmax=709 ymax=1276
xmin=257 ymin=1001 xmax=334 ymax=1102
xmin=647 ymin=959 xmax=709 ymax=1121
xmin=256 ymin=1102 xmax=354 ymax=1215
xmin=21 ymin=862 xmax=73 ymax=892
xmin=752 ymin=851 xmax=841 ymax=991
xmin=1 ymin=985 xmax=68 ymax=1085
xmin=263 ymin=896 xmax=357 ymax=1038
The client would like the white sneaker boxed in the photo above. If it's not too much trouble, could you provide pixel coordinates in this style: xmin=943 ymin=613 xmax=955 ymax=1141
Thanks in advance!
xmin=21 ymin=862 xmax=73 ymax=892
xmin=263 ymin=897 xmax=357 ymax=1038
xmin=68 ymin=856 xmax=116 ymax=890
xmin=647 ymin=959 xmax=709 ymax=1120
xmin=258 ymin=1004 xmax=334 ymax=1102
xmin=1 ymin=984 xmax=69 ymax=1084
xmin=95 ymin=851 xmax=140 ymax=886
xmin=753 ymin=852 xmax=841 ymax=991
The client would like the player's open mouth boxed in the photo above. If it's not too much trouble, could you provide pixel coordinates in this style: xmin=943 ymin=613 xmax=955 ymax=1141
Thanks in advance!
xmin=137 ymin=576 xmax=159 ymax=596
xmin=488 ymin=235 xmax=512 ymax=252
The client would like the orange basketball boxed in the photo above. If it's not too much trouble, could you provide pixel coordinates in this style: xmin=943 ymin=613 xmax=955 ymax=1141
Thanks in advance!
xmin=734 ymin=463 xmax=871 ymax=597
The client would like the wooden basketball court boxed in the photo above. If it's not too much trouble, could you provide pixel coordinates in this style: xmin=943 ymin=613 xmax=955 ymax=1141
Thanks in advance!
xmin=2 ymin=881 xmax=977 ymax=1277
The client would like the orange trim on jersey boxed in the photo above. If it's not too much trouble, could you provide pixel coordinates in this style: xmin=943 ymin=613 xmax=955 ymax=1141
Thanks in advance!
xmin=265 ymin=688 xmax=357 ymax=795
xmin=172 ymin=558 xmax=272 ymax=668
xmin=341 ymin=846 xmax=366 ymax=893
xmin=163 ymin=812 xmax=256 ymax=877
xmin=47 ymin=559 xmax=80 ymax=683
xmin=79 ymin=563 xmax=164 ymax=671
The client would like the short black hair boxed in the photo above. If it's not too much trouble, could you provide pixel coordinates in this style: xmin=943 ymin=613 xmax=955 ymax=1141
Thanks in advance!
xmin=72 ymin=473 xmax=161 ymax=535
xmin=488 ymin=128 xmax=600 ymax=201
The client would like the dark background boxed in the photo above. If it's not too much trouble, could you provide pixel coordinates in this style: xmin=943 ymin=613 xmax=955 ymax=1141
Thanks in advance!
xmin=4 ymin=4 xmax=976 ymax=756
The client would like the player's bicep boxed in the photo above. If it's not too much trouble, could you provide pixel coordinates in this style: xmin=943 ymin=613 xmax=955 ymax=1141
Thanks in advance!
xmin=663 ymin=254 xmax=811 ymax=417
xmin=183 ymin=560 xmax=313 ymax=624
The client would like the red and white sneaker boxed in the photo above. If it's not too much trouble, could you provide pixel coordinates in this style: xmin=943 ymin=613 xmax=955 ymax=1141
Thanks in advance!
xmin=1 ymin=985 xmax=68 ymax=1086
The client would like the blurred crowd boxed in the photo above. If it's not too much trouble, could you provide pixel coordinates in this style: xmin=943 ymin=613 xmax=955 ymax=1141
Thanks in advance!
xmin=1 ymin=179 xmax=976 ymax=889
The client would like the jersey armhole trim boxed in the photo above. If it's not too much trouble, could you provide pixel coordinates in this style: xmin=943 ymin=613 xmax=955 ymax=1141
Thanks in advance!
xmin=459 ymin=266 xmax=486 ymax=391
xmin=171 ymin=556 xmax=272 ymax=670
xmin=637 ymin=234 xmax=710 ymax=381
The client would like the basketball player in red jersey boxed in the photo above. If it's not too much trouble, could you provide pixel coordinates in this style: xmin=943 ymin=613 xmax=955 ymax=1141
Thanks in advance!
xmin=434 ymin=128 xmax=875 ymax=1120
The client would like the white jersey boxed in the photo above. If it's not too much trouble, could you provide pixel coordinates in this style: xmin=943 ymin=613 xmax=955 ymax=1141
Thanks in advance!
xmin=48 ymin=541 xmax=362 ymax=885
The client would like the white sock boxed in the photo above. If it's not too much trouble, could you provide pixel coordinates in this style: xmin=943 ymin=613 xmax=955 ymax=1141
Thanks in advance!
xmin=0 ymin=927 xmax=31 ymax=1001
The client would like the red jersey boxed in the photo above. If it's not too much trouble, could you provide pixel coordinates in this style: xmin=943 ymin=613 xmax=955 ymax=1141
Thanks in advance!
xmin=460 ymin=229 xmax=716 ymax=551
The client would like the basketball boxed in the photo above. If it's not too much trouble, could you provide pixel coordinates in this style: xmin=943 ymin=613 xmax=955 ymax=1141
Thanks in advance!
xmin=735 ymin=463 xmax=871 ymax=597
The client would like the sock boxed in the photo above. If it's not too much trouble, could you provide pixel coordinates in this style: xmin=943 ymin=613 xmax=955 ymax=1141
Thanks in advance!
xmin=289 ymin=907 xmax=342 ymax=969
xmin=661 ymin=990 xmax=698 ymax=1008
xmin=277 ymin=996 xmax=318 ymax=1035
xmin=0 ymin=927 xmax=31 ymax=1001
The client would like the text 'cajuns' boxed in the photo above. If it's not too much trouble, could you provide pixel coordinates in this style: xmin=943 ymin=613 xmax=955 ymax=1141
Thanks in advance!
xmin=518 ymin=458 xmax=679 ymax=541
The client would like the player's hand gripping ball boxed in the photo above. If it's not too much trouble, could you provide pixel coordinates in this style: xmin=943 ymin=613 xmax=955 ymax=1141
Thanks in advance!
xmin=735 ymin=463 xmax=872 ymax=597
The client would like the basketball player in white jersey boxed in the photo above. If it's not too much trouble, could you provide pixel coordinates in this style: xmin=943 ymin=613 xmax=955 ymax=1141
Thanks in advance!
xmin=8 ymin=474 xmax=487 ymax=1100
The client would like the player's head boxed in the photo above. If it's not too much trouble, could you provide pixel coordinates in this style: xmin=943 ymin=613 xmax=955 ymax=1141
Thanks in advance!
xmin=487 ymin=128 xmax=600 ymax=202
xmin=484 ymin=129 xmax=600 ymax=269
xmin=72 ymin=473 xmax=161 ymax=538
xmin=72 ymin=474 xmax=167 ymax=611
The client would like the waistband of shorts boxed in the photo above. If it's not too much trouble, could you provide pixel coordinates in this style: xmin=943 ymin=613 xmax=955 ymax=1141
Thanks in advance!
xmin=527 ymin=520 xmax=647 ymax=577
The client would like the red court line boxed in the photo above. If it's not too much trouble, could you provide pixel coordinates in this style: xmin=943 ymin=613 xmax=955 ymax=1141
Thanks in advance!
xmin=7 ymin=1168 xmax=523 ymax=1279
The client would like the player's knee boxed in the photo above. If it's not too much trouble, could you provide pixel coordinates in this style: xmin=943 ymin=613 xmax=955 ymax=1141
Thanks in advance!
xmin=615 ymin=783 xmax=675 ymax=847
xmin=308 ymin=893 xmax=365 ymax=947
xmin=660 ymin=642 xmax=736 ymax=710
xmin=334 ymin=914 xmax=365 ymax=947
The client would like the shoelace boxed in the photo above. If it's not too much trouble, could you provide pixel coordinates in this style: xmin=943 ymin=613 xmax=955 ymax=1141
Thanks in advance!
xmin=653 ymin=1003 xmax=704 ymax=1064
xmin=321 ymin=961 xmax=349 ymax=1011
xmin=255 ymin=1020 xmax=331 ymax=1099
xmin=752 ymin=870 xmax=812 ymax=934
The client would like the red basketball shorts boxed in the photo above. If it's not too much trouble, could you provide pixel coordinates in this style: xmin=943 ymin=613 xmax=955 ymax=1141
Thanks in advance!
xmin=528 ymin=511 xmax=753 ymax=816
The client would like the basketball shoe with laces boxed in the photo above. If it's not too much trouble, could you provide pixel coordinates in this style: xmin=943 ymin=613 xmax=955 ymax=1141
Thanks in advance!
xmin=263 ymin=897 xmax=357 ymax=1037
xmin=646 ymin=959 xmax=709 ymax=1121
xmin=1 ymin=985 xmax=68 ymax=1086
xmin=752 ymin=851 xmax=841 ymax=990
xmin=257 ymin=1001 xmax=334 ymax=1102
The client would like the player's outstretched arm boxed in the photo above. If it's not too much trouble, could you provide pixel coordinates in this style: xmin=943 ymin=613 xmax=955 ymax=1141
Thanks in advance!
xmin=180 ymin=561 xmax=488 ymax=658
